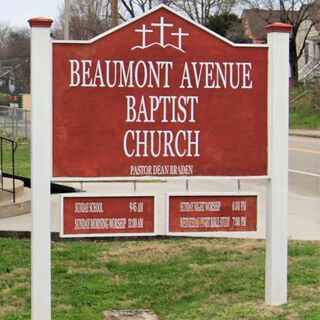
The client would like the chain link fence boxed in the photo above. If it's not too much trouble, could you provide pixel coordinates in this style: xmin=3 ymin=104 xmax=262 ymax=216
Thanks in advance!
xmin=0 ymin=106 xmax=31 ymax=140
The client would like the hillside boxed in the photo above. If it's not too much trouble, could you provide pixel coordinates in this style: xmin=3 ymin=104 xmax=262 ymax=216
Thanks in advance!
xmin=290 ymin=83 xmax=320 ymax=129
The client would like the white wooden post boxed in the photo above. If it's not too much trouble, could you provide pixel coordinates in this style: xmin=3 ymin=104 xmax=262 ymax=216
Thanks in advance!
xmin=265 ymin=22 xmax=293 ymax=306
xmin=29 ymin=17 xmax=53 ymax=320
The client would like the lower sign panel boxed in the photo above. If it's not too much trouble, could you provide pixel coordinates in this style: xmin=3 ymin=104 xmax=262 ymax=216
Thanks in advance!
xmin=168 ymin=193 xmax=258 ymax=235
xmin=61 ymin=194 xmax=156 ymax=237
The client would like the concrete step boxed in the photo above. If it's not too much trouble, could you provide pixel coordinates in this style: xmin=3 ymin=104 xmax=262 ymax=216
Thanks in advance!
xmin=0 ymin=177 xmax=25 ymax=201
xmin=0 ymin=177 xmax=31 ymax=219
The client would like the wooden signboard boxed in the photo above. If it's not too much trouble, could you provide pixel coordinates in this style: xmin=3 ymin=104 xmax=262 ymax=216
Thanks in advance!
xmin=61 ymin=194 xmax=156 ymax=237
xmin=52 ymin=6 xmax=268 ymax=179
xmin=167 ymin=193 xmax=258 ymax=235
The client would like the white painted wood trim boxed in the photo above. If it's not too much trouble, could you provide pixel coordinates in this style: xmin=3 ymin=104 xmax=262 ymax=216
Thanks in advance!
xmin=30 ymin=21 xmax=52 ymax=320
xmin=266 ymin=28 xmax=291 ymax=306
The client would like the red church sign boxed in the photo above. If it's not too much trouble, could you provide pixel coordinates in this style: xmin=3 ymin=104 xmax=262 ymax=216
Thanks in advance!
xmin=167 ymin=193 xmax=258 ymax=234
xmin=53 ymin=6 xmax=268 ymax=179
xmin=61 ymin=194 xmax=155 ymax=237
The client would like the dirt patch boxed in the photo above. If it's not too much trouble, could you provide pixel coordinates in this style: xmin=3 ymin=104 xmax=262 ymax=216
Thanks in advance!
xmin=104 ymin=310 xmax=159 ymax=320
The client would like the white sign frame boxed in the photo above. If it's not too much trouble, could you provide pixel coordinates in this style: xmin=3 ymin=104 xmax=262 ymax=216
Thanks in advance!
xmin=29 ymin=6 xmax=291 ymax=320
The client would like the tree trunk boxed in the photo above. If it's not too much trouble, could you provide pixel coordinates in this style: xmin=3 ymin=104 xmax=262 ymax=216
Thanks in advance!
xmin=290 ymin=38 xmax=299 ymax=84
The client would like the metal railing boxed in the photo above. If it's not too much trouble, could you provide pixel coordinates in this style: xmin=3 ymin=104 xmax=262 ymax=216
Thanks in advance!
xmin=298 ymin=58 xmax=320 ymax=82
xmin=0 ymin=136 xmax=18 ymax=202
xmin=0 ymin=106 xmax=31 ymax=140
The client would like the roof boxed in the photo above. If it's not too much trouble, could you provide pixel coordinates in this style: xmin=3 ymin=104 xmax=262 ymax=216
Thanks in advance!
xmin=242 ymin=3 xmax=320 ymax=41
xmin=242 ymin=9 xmax=281 ymax=41
xmin=242 ymin=9 xmax=299 ymax=41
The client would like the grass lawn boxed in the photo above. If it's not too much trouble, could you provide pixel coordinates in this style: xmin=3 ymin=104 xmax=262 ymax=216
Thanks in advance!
xmin=290 ymin=84 xmax=320 ymax=129
xmin=0 ymin=237 xmax=319 ymax=320
xmin=1 ymin=142 xmax=30 ymax=177
xmin=290 ymin=103 xmax=320 ymax=129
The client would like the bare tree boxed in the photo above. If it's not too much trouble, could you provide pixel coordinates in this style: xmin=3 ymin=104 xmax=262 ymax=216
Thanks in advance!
xmin=57 ymin=0 xmax=113 ymax=40
xmin=0 ymin=27 xmax=30 ymax=92
xmin=0 ymin=23 xmax=11 ymax=58
xmin=0 ymin=28 xmax=30 ymax=60
xmin=119 ymin=0 xmax=174 ymax=21
xmin=242 ymin=0 xmax=320 ymax=82
xmin=56 ymin=0 xmax=239 ymax=36
xmin=119 ymin=0 xmax=238 ymax=24
xmin=171 ymin=0 xmax=238 ymax=25
xmin=279 ymin=0 xmax=320 ymax=81
xmin=120 ymin=0 xmax=152 ymax=18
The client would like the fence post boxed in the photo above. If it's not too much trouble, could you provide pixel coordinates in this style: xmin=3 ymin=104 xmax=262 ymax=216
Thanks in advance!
xmin=25 ymin=111 xmax=28 ymax=139
xmin=4 ymin=111 xmax=6 ymax=132
xmin=11 ymin=108 xmax=14 ymax=137
xmin=29 ymin=17 xmax=53 ymax=320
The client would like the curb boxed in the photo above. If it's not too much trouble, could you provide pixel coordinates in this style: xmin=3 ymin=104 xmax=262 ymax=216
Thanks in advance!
xmin=289 ymin=130 xmax=320 ymax=139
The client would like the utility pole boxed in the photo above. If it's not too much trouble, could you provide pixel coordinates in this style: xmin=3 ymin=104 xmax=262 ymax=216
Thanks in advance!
xmin=64 ymin=0 xmax=70 ymax=40
xmin=112 ymin=0 xmax=118 ymax=27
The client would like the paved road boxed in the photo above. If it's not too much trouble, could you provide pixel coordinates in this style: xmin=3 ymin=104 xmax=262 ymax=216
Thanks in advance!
xmin=289 ymin=136 xmax=320 ymax=197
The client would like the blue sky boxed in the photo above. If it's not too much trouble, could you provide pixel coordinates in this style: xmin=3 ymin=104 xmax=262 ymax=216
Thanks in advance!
xmin=0 ymin=0 xmax=63 ymax=28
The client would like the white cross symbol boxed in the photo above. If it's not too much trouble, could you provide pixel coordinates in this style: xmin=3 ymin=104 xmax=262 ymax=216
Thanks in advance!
xmin=135 ymin=24 xmax=153 ymax=47
xmin=151 ymin=16 xmax=173 ymax=46
xmin=171 ymin=28 xmax=189 ymax=51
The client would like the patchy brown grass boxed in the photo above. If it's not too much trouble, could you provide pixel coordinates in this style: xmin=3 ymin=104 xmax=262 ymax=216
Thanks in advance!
xmin=0 ymin=238 xmax=319 ymax=320
xmin=99 ymin=238 xmax=264 ymax=264
xmin=292 ymin=285 xmax=320 ymax=296
xmin=0 ymin=305 xmax=17 ymax=317
xmin=0 ymin=267 xmax=29 ymax=281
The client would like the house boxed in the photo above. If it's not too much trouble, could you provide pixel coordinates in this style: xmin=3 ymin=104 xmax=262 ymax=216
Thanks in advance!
xmin=242 ymin=9 xmax=289 ymax=44
xmin=0 ymin=57 xmax=30 ymax=95
xmin=242 ymin=4 xmax=320 ymax=82
xmin=0 ymin=67 xmax=15 ymax=93
xmin=298 ymin=3 xmax=320 ymax=81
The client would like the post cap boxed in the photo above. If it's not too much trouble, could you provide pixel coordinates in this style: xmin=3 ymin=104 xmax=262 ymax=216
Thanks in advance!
xmin=265 ymin=22 xmax=293 ymax=33
xmin=28 ymin=17 xmax=53 ymax=28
